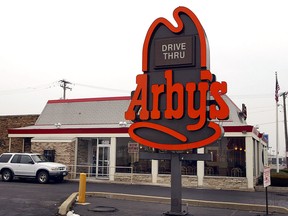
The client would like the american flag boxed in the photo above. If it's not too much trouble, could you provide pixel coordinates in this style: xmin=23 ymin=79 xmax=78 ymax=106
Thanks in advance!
xmin=275 ymin=72 xmax=280 ymax=102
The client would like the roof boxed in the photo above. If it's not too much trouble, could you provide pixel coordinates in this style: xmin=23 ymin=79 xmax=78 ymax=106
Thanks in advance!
xmin=217 ymin=94 xmax=247 ymax=126
xmin=35 ymin=96 xmax=131 ymax=126
xmin=8 ymin=95 xmax=261 ymax=138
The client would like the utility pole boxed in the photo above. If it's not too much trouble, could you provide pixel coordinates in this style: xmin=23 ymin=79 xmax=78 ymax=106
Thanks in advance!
xmin=275 ymin=72 xmax=280 ymax=172
xmin=59 ymin=79 xmax=72 ymax=99
xmin=280 ymin=91 xmax=288 ymax=169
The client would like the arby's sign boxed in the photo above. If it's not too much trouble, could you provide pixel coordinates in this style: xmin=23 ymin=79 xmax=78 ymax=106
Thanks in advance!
xmin=125 ymin=7 xmax=229 ymax=151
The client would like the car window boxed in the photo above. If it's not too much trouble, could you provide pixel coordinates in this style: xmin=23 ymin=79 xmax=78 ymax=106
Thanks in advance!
xmin=20 ymin=155 xmax=34 ymax=164
xmin=11 ymin=155 xmax=20 ymax=163
xmin=31 ymin=155 xmax=49 ymax=163
xmin=0 ymin=154 xmax=12 ymax=163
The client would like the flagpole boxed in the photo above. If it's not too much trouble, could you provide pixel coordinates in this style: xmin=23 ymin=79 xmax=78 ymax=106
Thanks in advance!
xmin=276 ymin=99 xmax=279 ymax=173
xmin=275 ymin=72 xmax=280 ymax=173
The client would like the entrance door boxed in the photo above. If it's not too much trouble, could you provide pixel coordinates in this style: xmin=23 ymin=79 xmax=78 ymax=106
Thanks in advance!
xmin=96 ymin=144 xmax=110 ymax=178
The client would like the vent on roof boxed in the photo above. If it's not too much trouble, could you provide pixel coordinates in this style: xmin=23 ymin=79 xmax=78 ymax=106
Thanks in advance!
xmin=238 ymin=104 xmax=247 ymax=120
xmin=54 ymin=122 xmax=61 ymax=128
xmin=119 ymin=121 xmax=128 ymax=127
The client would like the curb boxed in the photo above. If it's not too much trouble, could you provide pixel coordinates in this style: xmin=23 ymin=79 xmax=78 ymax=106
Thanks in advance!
xmin=255 ymin=185 xmax=288 ymax=193
xmin=58 ymin=192 xmax=78 ymax=216
xmin=58 ymin=191 xmax=288 ymax=215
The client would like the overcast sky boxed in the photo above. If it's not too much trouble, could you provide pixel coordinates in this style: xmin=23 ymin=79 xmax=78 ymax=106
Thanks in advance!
xmin=0 ymin=0 xmax=287 ymax=156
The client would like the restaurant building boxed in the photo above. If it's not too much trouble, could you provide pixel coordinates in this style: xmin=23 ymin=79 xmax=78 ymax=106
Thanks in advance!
xmin=8 ymin=95 xmax=268 ymax=190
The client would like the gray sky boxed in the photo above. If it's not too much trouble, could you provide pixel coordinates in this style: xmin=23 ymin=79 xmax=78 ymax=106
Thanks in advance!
xmin=0 ymin=0 xmax=288 ymax=156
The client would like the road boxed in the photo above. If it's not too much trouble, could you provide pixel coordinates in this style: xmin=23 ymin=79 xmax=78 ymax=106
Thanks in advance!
xmin=0 ymin=178 xmax=287 ymax=216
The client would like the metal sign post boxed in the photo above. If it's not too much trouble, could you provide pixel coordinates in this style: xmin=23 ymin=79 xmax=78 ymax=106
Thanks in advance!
xmin=263 ymin=166 xmax=271 ymax=215
xmin=140 ymin=152 xmax=212 ymax=215
xmin=169 ymin=154 xmax=182 ymax=215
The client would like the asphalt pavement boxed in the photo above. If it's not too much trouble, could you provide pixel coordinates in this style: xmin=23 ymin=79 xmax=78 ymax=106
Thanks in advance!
xmin=58 ymin=180 xmax=288 ymax=216
xmin=71 ymin=196 xmax=274 ymax=216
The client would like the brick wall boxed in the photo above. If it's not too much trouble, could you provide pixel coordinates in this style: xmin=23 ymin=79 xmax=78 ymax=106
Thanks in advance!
xmin=31 ymin=141 xmax=76 ymax=166
xmin=0 ymin=115 xmax=39 ymax=154
xmin=203 ymin=176 xmax=249 ymax=190
xmin=112 ymin=173 xmax=249 ymax=190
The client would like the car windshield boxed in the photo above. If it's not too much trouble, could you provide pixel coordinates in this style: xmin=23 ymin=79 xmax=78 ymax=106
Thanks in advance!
xmin=31 ymin=154 xmax=49 ymax=163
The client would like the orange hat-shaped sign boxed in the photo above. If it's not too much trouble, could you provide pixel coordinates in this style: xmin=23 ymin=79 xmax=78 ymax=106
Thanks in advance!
xmin=125 ymin=6 xmax=229 ymax=151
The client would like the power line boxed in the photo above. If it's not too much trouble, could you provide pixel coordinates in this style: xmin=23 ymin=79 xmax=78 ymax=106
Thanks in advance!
xmin=229 ymin=93 xmax=272 ymax=99
xmin=0 ymin=80 xmax=131 ymax=97
xmin=0 ymin=82 xmax=58 ymax=96
xmin=73 ymin=83 xmax=130 ymax=93
xmin=256 ymin=121 xmax=283 ymax=126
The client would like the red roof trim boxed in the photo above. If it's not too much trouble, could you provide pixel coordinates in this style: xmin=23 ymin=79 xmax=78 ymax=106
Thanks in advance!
xmin=8 ymin=128 xmax=129 ymax=134
xmin=9 ymin=125 xmax=256 ymax=136
xmin=223 ymin=125 xmax=254 ymax=133
xmin=224 ymin=125 xmax=260 ymax=137
xmin=47 ymin=96 xmax=131 ymax=104
xmin=258 ymin=133 xmax=268 ymax=144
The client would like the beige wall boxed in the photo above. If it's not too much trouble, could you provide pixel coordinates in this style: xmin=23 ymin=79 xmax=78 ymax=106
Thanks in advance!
xmin=112 ymin=173 xmax=249 ymax=190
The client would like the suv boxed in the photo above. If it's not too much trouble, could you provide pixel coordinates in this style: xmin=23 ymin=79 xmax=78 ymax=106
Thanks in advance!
xmin=0 ymin=153 xmax=68 ymax=184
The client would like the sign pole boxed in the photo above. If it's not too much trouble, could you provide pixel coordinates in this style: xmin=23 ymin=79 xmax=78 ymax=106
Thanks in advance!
xmin=263 ymin=166 xmax=271 ymax=216
xmin=265 ymin=187 xmax=268 ymax=215
xmin=166 ymin=154 xmax=184 ymax=215
xmin=140 ymin=152 xmax=211 ymax=215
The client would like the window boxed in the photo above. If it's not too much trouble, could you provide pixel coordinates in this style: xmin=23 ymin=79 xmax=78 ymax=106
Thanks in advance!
xmin=0 ymin=154 xmax=12 ymax=163
xmin=10 ymin=155 xmax=34 ymax=164
xmin=11 ymin=155 xmax=20 ymax=163
xmin=204 ymin=137 xmax=246 ymax=177
xmin=20 ymin=155 xmax=33 ymax=164
xmin=31 ymin=154 xmax=49 ymax=163
xmin=44 ymin=150 xmax=55 ymax=162
xmin=158 ymin=149 xmax=197 ymax=175
xmin=116 ymin=137 xmax=151 ymax=173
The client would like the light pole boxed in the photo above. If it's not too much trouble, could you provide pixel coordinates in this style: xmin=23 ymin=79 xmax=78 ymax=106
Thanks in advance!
xmin=280 ymin=91 xmax=288 ymax=169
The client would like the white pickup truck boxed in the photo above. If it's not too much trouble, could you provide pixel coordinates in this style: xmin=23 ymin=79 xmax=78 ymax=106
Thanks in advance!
xmin=0 ymin=152 xmax=68 ymax=183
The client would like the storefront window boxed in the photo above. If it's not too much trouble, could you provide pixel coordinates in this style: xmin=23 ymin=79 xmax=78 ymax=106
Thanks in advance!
xmin=181 ymin=149 xmax=197 ymax=175
xmin=116 ymin=138 xmax=151 ymax=174
xmin=204 ymin=137 xmax=246 ymax=177
xmin=158 ymin=149 xmax=197 ymax=175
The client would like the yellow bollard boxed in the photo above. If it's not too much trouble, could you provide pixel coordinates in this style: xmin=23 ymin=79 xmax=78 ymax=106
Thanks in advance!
xmin=78 ymin=173 xmax=86 ymax=203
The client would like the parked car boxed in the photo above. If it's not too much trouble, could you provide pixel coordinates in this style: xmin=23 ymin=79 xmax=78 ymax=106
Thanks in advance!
xmin=0 ymin=153 xmax=68 ymax=183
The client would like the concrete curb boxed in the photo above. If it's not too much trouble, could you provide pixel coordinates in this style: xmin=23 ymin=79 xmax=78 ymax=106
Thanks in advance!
xmin=182 ymin=198 xmax=288 ymax=214
xmin=255 ymin=185 xmax=288 ymax=193
xmin=58 ymin=191 xmax=288 ymax=215
xmin=58 ymin=192 xmax=78 ymax=216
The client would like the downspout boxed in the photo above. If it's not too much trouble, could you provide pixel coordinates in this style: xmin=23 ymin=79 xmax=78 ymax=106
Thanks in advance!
xmin=22 ymin=138 xmax=25 ymax=152
xmin=74 ymin=138 xmax=78 ymax=179
xmin=8 ymin=137 xmax=11 ymax=152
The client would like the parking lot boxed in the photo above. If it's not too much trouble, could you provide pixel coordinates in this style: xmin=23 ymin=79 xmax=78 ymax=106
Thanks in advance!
xmin=1 ymin=178 xmax=288 ymax=216
xmin=0 ymin=179 xmax=77 ymax=216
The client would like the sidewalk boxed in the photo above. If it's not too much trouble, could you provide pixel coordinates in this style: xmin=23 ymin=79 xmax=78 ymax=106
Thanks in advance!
xmin=58 ymin=181 xmax=288 ymax=216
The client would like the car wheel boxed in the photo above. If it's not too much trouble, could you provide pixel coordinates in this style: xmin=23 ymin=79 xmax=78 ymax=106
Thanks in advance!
xmin=2 ymin=169 xmax=13 ymax=182
xmin=37 ymin=171 xmax=49 ymax=184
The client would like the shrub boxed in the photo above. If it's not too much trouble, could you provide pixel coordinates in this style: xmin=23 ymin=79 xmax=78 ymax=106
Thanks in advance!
xmin=270 ymin=169 xmax=288 ymax=187
xmin=281 ymin=168 xmax=288 ymax=174
xmin=257 ymin=169 xmax=288 ymax=187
